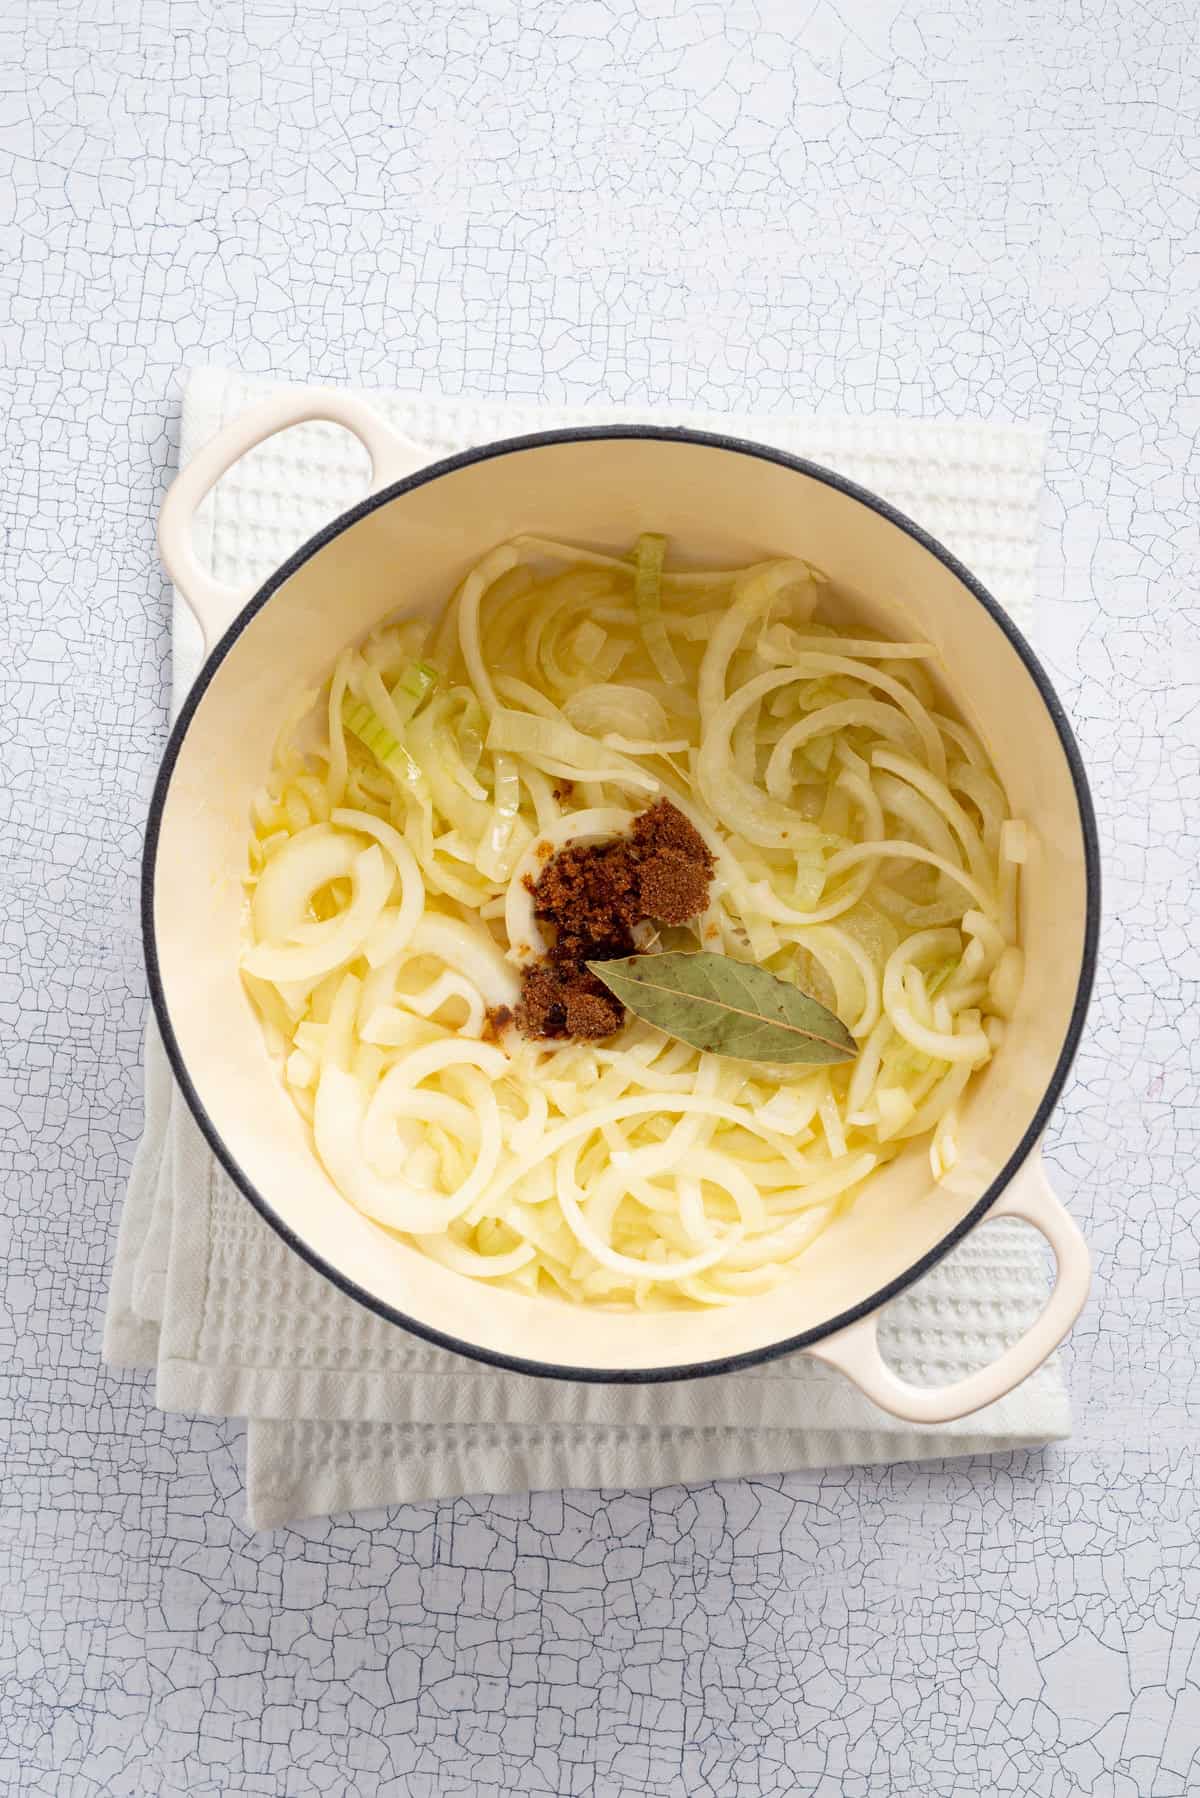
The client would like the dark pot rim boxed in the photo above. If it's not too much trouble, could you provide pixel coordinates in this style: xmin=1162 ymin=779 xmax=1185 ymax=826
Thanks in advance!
xmin=143 ymin=423 xmax=1101 ymax=1384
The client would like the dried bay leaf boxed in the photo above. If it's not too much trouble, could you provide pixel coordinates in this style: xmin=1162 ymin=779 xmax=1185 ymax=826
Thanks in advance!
xmin=588 ymin=951 xmax=858 ymax=1065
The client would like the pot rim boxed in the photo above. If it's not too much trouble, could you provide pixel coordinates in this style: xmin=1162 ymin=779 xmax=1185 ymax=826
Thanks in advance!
xmin=142 ymin=423 xmax=1102 ymax=1383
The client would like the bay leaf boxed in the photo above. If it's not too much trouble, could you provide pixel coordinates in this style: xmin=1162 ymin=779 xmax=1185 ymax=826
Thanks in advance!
xmin=587 ymin=951 xmax=858 ymax=1065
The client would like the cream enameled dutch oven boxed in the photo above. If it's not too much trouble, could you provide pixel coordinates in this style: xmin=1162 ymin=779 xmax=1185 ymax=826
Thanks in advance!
xmin=147 ymin=387 xmax=1099 ymax=1420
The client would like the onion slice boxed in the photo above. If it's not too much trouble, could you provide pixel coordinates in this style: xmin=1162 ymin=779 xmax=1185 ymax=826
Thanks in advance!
xmin=243 ymin=844 xmax=391 ymax=982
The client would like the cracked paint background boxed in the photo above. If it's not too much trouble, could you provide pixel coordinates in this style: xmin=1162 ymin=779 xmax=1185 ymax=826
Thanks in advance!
xmin=2 ymin=0 xmax=1198 ymax=1793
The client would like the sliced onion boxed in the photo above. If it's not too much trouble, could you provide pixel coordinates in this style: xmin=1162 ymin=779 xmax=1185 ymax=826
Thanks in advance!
xmin=871 ymin=749 xmax=991 ymax=889
xmin=787 ymin=923 xmax=881 ymax=1038
xmin=888 ymin=1006 xmax=989 ymax=1064
xmin=570 ymin=620 xmax=608 ymax=664
xmin=892 ymin=1058 xmax=976 ymax=1140
xmin=825 ymin=840 xmax=994 ymax=913
xmin=524 ymin=758 xmax=655 ymax=794
xmin=407 ymin=913 xmax=521 ymax=1009
xmin=767 ymin=701 xmax=920 ymax=801
xmin=873 ymin=772 xmax=961 ymax=868
xmin=456 ymin=542 xmax=521 ymax=715
xmin=761 ymin=629 xmax=935 ymax=662
xmin=333 ymin=806 xmax=425 ymax=965
xmin=408 ymin=693 xmax=493 ymax=844
xmin=401 ymin=970 xmax=487 ymax=1038
xmin=602 ymin=733 xmax=689 ymax=755
xmin=679 ymin=1151 xmax=768 ymax=1232
xmin=358 ymin=1004 xmax=434 ymax=1048
xmin=988 ymin=945 xmax=1024 ymax=1017
xmin=697 ymin=667 xmax=835 ymax=849
xmin=243 ymin=845 xmax=391 ymax=982
xmin=314 ymin=1066 xmax=488 ymax=1234
xmin=555 ymin=1143 xmax=741 ymax=1282
xmin=875 ymin=1087 xmax=916 ymax=1140
xmin=316 ymin=1038 xmax=510 ymax=1235
xmin=720 ymin=1156 xmax=877 ymax=1265
xmin=698 ymin=560 xmax=816 ymax=718
xmin=362 ymin=1088 xmax=480 ymax=1177
xmin=251 ymin=824 xmax=359 ymax=943
xmin=486 ymin=708 xmax=658 ymax=792
xmin=414 ymin=1233 xmax=536 ymax=1278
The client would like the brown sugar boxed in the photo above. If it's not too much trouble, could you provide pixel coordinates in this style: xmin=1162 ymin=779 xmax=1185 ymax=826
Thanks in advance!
xmin=514 ymin=961 xmax=625 ymax=1042
xmin=637 ymin=847 xmax=712 ymax=925
xmin=514 ymin=798 xmax=714 ymax=1043
xmin=528 ymin=839 xmax=641 ymax=954
xmin=564 ymin=986 xmax=626 ymax=1040
xmin=632 ymin=798 xmax=713 ymax=866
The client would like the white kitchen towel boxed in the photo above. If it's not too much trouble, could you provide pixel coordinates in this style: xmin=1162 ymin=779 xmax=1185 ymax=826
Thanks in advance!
xmin=105 ymin=367 xmax=1067 ymax=1530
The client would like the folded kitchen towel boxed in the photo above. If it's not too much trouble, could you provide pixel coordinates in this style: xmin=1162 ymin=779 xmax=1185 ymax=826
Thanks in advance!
xmin=105 ymin=366 xmax=1067 ymax=1529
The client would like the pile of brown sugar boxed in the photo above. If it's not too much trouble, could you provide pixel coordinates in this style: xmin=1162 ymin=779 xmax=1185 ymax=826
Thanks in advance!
xmin=515 ymin=799 xmax=715 ymax=1042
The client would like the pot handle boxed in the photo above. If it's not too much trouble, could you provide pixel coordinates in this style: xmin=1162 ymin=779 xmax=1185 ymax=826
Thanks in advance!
xmin=157 ymin=386 xmax=428 ymax=649
xmin=805 ymin=1152 xmax=1090 ymax=1424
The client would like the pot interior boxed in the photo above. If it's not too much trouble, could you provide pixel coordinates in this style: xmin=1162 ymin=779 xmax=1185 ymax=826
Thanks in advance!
xmin=150 ymin=434 xmax=1092 ymax=1375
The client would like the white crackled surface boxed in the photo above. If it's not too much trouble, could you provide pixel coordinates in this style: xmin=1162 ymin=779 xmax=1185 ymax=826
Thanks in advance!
xmin=2 ymin=3 xmax=1197 ymax=1794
